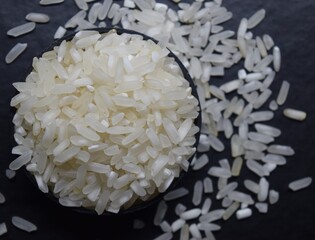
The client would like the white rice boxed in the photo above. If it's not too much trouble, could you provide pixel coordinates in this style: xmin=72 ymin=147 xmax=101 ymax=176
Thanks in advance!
xmin=255 ymin=202 xmax=268 ymax=213
xmin=246 ymin=159 xmax=269 ymax=177
xmin=256 ymin=36 xmax=268 ymax=57
xmin=154 ymin=232 xmax=173 ymax=240
xmin=7 ymin=22 xmax=36 ymax=37
xmin=283 ymin=108 xmax=307 ymax=121
xmin=192 ymin=154 xmax=209 ymax=171
xmin=5 ymin=43 xmax=28 ymax=64
xmin=222 ymin=201 xmax=240 ymax=220
xmin=247 ymin=9 xmax=266 ymax=29
xmin=253 ymin=89 xmax=272 ymax=109
xmin=276 ymin=80 xmax=290 ymax=106
xmin=269 ymin=190 xmax=279 ymax=204
xmin=201 ymin=198 xmax=212 ymax=215
xmin=11 ymin=216 xmax=37 ymax=233
xmin=39 ymin=0 xmax=64 ymax=5
xmin=163 ymin=188 xmax=189 ymax=201
xmin=5 ymin=169 xmax=16 ymax=179
xmin=180 ymin=224 xmax=190 ymax=240
xmin=269 ymin=100 xmax=278 ymax=111
xmin=244 ymin=150 xmax=264 ymax=161
xmin=208 ymin=167 xmax=232 ymax=178
xmin=263 ymin=34 xmax=275 ymax=50
xmin=180 ymin=208 xmax=202 ymax=220
xmin=107 ymin=3 xmax=120 ymax=19
xmin=65 ymin=10 xmax=87 ymax=28
xmin=88 ymin=3 xmax=102 ymax=24
xmin=231 ymin=134 xmax=244 ymax=157
xmin=25 ymin=13 xmax=50 ymax=23
xmin=198 ymin=222 xmax=221 ymax=232
xmin=223 ymin=118 xmax=233 ymax=138
xmin=273 ymin=46 xmax=281 ymax=72
xmin=231 ymin=157 xmax=243 ymax=176
xmin=219 ymin=159 xmax=231 ymax=171
xmin=254 ymin=123 xmax=281 ymax=137
xmin=192 ymin=181 xmax=203 ymax=206
xmin=160 ymin=221 xmax=172 ymax=233
xmin=249 ymin=111 xmax=274 ymax=122
xmin=220 ymin=79 xmax=243 ymax=93
xmin=216 ymin=182 xmax=238 ymax=199
xmin=205 ymin=230 xmax=217 ymax=240
xmin=236 ymin=208 xmax=252 ymax=220
xmin=243 ymin=140 xmax=267 ymax=152
xmin=261 ymin=71 xmax=275 ymax=91
xmin=124 ymin=0 xmax=136 ymax=8
xmin=264 ymin=163 xmax=277 ymax=173
xmin=98 ymin=0 xmax=113 ymax=20
xmin=257 ymin=177 xmax=269 ymax=201
xmin=288 ymin=177 xmax=312 ymax=191
xmin=244 ymin=179 xmax=259 ymax=194
xmin=203 ymin=177 xmax=214 ymax=193
xmin=171 ymin=219 xmax=185 ymax=232
xmin=74 ymin=0 xmax=88 ymax=10
xmin=217 ymin=177 xmax=228 ymax=190
xmin=54 ymin=26 xmax=67 ymax=39
xmin=208 ymin=134 xmax=225 ymax=152
xmin=262 ymin=154 xmax=286 ymax=165
xmin=0 ymin=223 xmax=7 ymax=237
xmin=154 ymin=200 xmax=168 ymax=226
xmin=228 ymin=191 xmax=254 ymax=205
xmin=9 ymin=152 xmax=32 ymax=171
xmin=267 ymin=145 xmax=295 ymax=156
xmin=0 ymin=192 xmax=5 ymax=204
xmin=189 ymin=223 xmax=202 ymax=239
xmin=248 ymin=132 xmax=274 ymax=144
xmin=199 ymin=209 xmax=225 ymax=223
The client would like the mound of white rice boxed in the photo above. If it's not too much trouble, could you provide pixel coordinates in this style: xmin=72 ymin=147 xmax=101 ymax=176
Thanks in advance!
xmin=10 ymin=30 xmax=200 ymax=214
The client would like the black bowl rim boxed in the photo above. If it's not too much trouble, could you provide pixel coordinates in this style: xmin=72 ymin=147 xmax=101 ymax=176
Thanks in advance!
xmin=23 ymin=27 xmax=202 ymax=216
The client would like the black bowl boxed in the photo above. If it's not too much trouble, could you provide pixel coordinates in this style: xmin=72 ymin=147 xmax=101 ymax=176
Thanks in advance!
xmin=24 ymin=27 xmax=202 ymax=216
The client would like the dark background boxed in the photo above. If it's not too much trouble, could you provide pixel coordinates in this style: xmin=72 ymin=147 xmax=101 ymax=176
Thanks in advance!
xmin=0 ymin=0 xmax=315 ymax=239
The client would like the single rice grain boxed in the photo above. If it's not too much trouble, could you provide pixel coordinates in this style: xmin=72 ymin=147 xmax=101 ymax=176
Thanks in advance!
xmin=11 ymin=216 xmax=37 ymax=233
xmin=289 ymin=177 xmax=312 ymax=191
xmin=5 ymin=43 xmax=27 ymax=64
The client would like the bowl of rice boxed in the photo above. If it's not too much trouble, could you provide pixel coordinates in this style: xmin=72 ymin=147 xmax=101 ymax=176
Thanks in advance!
xmin=9 ymin=28 xmax=201 ymax=215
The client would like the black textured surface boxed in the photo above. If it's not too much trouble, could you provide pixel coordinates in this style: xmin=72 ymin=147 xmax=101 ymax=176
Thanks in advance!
xmin=0 ymin=1 xmax=315 ymax=240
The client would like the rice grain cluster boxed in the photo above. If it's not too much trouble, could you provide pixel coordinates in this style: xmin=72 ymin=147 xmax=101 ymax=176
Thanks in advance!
xmin=10 ymin=30 xmax=200 ymax=214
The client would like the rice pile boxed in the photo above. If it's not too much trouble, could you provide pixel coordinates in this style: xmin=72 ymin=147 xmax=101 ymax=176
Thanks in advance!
xmin=10 ymin=30 xmax=200 ymax=214
xmin=4 ymin=0 xmax=313 ymax=239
